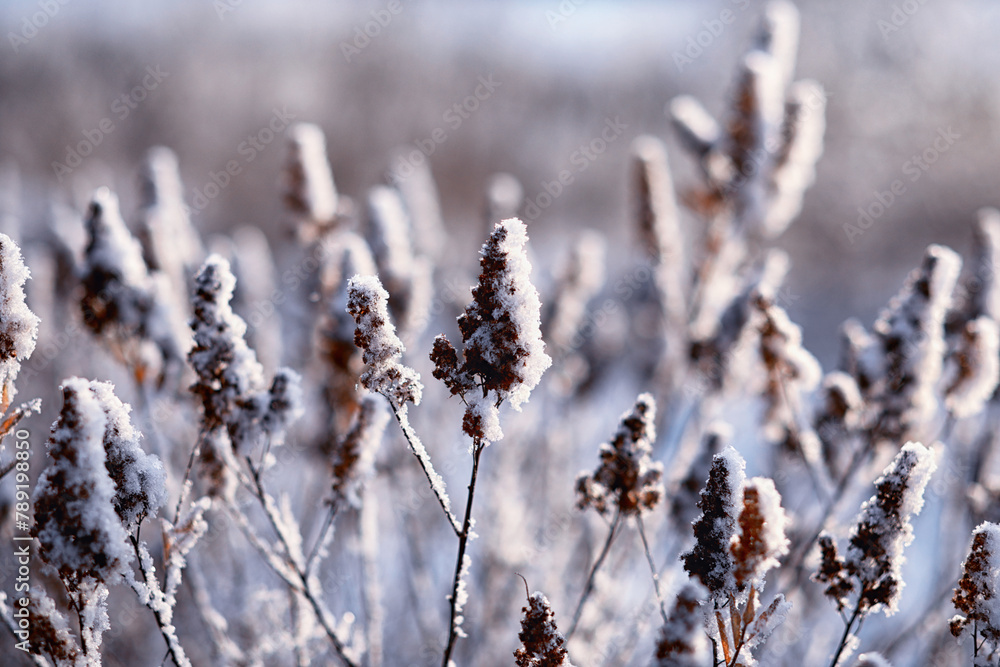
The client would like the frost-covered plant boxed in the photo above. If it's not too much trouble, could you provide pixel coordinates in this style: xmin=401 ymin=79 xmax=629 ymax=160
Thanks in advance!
xmin=80 ymin=187 xmax=185 ymax=381
xmin=679 ymin=447 xmax=791 ymax=667
xmin=654 ymin=583 xmax=710 ymax=667
xmin=867 ymin=246 xmax=962 ymax=446
xmin=32 ymin=378 xmax=166 ymax=664
xmin=576 ymin=392 xmax=663 ymax=518
xmin=951 ymin=522 xmax=1000 ymax=663
xmin=284 ymin=122 xmax=339 ymax=239
xmin=364 ymin=184 xmax=433 ymax=343
xmin=682 ymin=446 xmax=747 ymax=596
xmin=137 ymin=145 xmax=203 ymax=296
xmin=570 ymin=393 xmax=665 ymax=638
xmin=346 ymin=273 xmax=423 ymax=407
xmin=943 ymin=316 xmax=1000 ymax=420
xmin=514 ymin=590 xmax=574 ymax=667
xmin=188 ymin=254 xmax=304 ymax=492
xmin=430 ymin=216 xmax=551 ymax=443
xmin=0 ymin=233 xmax=39 ymax=409
xmin=330 ymin=394 xmax=389 ymax=509
xmin=814 ymin=442 xmax=937 ymax=664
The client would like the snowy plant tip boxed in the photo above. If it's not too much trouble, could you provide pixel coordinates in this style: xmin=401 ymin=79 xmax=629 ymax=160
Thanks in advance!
xmin=514 ymin=591 xmax=573 ymax=667
xmin=34 ymin=378 xmax=142 ymax=584
xmin=430 ymin=217 xmax=551 ymax=443
xmin=816 ymin=442 xmax=937 ymax=615
xmin=951 ymin=521 xmax=1000 ymax=641
xmin=576 ymin=392 xmax=663 ymax=517
xmin=346 ymin=274 xmax=423 ymax=407
xmin=731 ymin=476 xmax=790 ymax=590
xmin=0 ymin=232 xmax=40 ymax=392
xmin=655 ymin=582 xmax=710 ymax=665
xmin=682 ymin=446 xmax=746 ymax=595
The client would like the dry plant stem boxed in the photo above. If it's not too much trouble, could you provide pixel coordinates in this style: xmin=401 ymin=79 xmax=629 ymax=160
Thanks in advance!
xmin=172 ymin=440 xmax=203 ymax=524
xmin=567 ymin=508 xmax=623 ymax=640
xmin=635 ymin=515 xmax=669 ymax=626
xmin=829 ymin=602 xmax=863 ymax=667
xmin=386 ymin=397 xmax=462 ymax=536
xmin=128 ymin=535 xmax=189 ymax=667
xmin=441 ymin=439 xmax=485 ymax=667
xmin=230 ymin=464 xmax=359 ymax=667
xmin=305 ymin=499 xmax=340 ymax=576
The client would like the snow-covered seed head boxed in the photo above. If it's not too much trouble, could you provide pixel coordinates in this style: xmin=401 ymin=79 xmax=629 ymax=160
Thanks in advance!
xmin=28 ymin=588 xmax=81 ymax=663
xmin=138 ymin=146 xmax=203 ymax=282
xmin=654 ymin=583 xmax=710 ymax=667
xmin=0 ymin=233 xmax=39 ymax=404
xmin=575 ymin=393 xmax=664 ymax=517
xmin=682 ymin=446 xmax=746 ymax=596
xmin=188 ymin=255 xmax=266 ymax=433
xmin=763 ymin=79 xmax=825 ymax=238
xmin=844 ymin=441 xmax=937 ymax=615
xmin=944 ymin=316 xmax=1000 ymax=420
xmin=514 ymin=591 xmax=574 ymax=667
xmin=33 ymin=378 xmax=133 ymax=585
xmin=967 ymin=207 xmax=1000 ymax=322
xmin=814 ymin=532 xmax=852 ymax=612
xmin=754 ymin=0 xmax=800 ymax=90
xmin=547 ymin=229 xmax=606 ymax=354
xmin=872 ymin=245 xmax=962 ymax=444
xmin=631 ymin=135 xmax=680 ymax=265
xmin=284 ymin=122 xmax=338 ymax=235
xmin=81 ymin=187 xmax=152 ymax=336
xmin=331 ymin=395 xmax=389 ymax=509
xmin=89 ymin=380 xmax=167 ymax=530
xmin=346 ymin=274 xmax=423 ymax=407
xmin=752 ymin=291 xmax=821 ymax=445
xmin=731 ymin=477 xmax=790 ymax=590
xmin=189 ymin=255 xmax=302 ymax=456
xmin=951 ymin=522 xmax=1000 ymax=644
xmin=430 ymin=217 xmax=551 ymax=443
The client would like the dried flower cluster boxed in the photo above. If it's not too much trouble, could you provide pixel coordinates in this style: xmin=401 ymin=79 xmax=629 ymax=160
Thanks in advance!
xmin=514 ymin=591 xmax=574 ymax=667
xmin=815 ymin=442 xmax=937 ymax=617
xmin=431 ymin=217 xmax=551 ymax=443
xmin=951 ymin=522 xmax=1000 ymax=658
xmin=576 ymin=392 xmax=663 ymax=517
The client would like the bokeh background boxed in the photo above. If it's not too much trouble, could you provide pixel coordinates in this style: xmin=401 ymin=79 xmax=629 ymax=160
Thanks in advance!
xmin=3 ymin=0 xmax=997 ymax=366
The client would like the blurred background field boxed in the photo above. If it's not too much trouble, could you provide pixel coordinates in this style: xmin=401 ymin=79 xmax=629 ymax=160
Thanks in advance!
xmin=3 ymin=0 xmax=999 ymax=366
